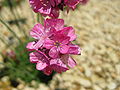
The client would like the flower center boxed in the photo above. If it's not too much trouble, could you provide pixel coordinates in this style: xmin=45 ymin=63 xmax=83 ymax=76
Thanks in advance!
xmin=54 ymin=41 xmax=61 ymax=47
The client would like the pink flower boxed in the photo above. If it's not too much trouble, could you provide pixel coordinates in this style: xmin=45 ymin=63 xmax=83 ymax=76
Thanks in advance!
xmin=27 ymin=18 xmax=81 ymax=75
xmin=44 ymin=34 xmax=70 ymax=58
xmin=29 ymin=50 xmax=68 ymax=75
xmin=26 ymin=19 xmax=64 ymax=50
xmin=26 ymin=18 xmax=74 ymax=50
xmin=29 ymin=50 xmax=77 ymax=75
xmin=43 ymin=33 xmax=81 ymax=58
xmin=29 ymin=0 xmax=87 ymax=18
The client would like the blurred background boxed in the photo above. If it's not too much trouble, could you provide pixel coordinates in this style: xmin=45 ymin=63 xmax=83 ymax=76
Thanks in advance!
xmin=0 ymin=0 xmax=120 ymax=90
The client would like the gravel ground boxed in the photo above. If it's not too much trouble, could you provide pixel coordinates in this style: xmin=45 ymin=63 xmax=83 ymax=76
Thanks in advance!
xmin=0 ymin=0 xmax=120 ymax=90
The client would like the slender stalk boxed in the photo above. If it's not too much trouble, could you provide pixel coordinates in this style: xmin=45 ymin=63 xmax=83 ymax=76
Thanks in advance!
xmin=40 ymin=14 xmax=44 ymax=25
xmin=37 ymin=14 xmax=40 ymax=23
xmin=0 ymin=18 xmax=22 ymax=44
xmin=7 ymin=0 xmax=28 ymax=39
xmin=37 ymin=14 xmax=44 ymax=24
xmin=0 ymin=37 xmax=8 ymax=46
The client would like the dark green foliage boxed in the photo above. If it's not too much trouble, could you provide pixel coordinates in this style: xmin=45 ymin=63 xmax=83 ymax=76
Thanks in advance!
xmin=2 ymin=39 xmax=55 ymax=84
xmin=1 ymin=0 xmax=24 ymax=8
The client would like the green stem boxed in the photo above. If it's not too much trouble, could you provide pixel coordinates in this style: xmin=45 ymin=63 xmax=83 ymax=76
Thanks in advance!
xmin=7 ymin=0 xmax=28 ymax=39
xmin=37 ymin=14 xmax=40 ymax=23
xmin=0 ymin=18 xmax=22 ymax=44
xmin=40 ymin=14 xmax=44 ymax=25
xmin=37 ymin=14 xmax=44 ymax=24
xmin=0 ymin=37 xmax=8 ymax=46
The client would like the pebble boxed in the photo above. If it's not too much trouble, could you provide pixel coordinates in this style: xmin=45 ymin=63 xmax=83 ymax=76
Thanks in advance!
xmin=107 ymin=82 xmax=117 ymax=90
xmin=93 ymin=85 xmax=102 ymax=90
xmin=79 ymin=77 xmax=92 ymax=87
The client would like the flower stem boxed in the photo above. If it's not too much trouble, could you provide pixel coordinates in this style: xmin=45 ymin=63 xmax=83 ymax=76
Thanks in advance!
xmin=0 ymin=18 xmax=22 ymax=44
xmin=37 ymin=14 xmax=40 ymax=23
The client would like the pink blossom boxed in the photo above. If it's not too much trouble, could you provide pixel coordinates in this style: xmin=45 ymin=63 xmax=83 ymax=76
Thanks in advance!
xmin=43 ymin=33 xmax=70 ymax=58
xmin=29 ymin=50 xmax=72 ymax=75
xmin=27 ymin=18 xmax=81 ymax=75
xmin=26 ymin=19 xmax=64 ymax=50
xmin=29 ymin=0 xmax=88 ymax=18
xmin=26 ymin=18 xmax=72 ymax=50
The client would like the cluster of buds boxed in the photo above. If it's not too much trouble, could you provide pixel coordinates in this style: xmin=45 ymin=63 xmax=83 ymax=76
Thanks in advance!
xmin=27 ymin=0 xmax=88 ymax=75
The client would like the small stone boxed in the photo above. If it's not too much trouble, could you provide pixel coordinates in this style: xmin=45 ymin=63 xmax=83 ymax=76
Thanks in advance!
xmin=17 ymin=84 xmax=25 ymax=90
xmin=107 ymin=82 xmax=117 ymax=90
xmin=93 ymin=85 xmax=102 ymax=90
xmin=79 ymin=77 xmax=92 ymax=87
xmin=85 ymin=69 xmax=92 ymax=77
xmin=1 ymin=76 xmax=9 ymax=82
xmin=115 ymin=64 xmax=120 ymax=75
xmin=38 ymin=84 xmax=49 ymax=90
xmin=23 ymin=86 xmax=34 ymax=90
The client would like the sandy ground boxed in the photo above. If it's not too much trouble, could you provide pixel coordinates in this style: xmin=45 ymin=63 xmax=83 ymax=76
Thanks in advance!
xmin=0 ymin=0 xmax=120 ymax=90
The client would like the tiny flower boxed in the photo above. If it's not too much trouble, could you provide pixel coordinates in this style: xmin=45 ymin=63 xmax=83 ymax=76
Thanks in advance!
xmin=43 ymin=33 xmax=70 ymax=58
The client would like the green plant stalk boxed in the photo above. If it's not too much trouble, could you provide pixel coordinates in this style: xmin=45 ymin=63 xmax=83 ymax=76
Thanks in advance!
xmin=40 ymin=14 xmax=44 ymax=25
xmin=10 ymin=8 xmax=28 ymax=39
xmin=14 ymin=2 xmax=30 ymax=36
xmin=0 ymin=18 xmax=22 ymax=44
xmin=6 ymin=0 xmax=28 ymax=39
xmin=37 ymin=13 xmax=40 ymax=23
xmin=0 ymin=37 xmax=8 ymax=46
xmin=37 ymin=14 xmax=44 ymax=24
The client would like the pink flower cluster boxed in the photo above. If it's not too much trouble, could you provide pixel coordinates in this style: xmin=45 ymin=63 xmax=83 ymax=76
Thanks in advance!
xmin=26 ymin=19 xmax=81 ymax=75
xmin=29 ymin=0 xmax=88 ymax=18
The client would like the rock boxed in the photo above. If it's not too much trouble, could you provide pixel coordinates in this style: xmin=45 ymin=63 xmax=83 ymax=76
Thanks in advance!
xmin=93 ymin=85 xmax=102 ymax=90
xmin=115 ymin=64 xmax=120 ymax=75
xmin=17 ymin=84 xmax=25 ymax=90
xmin=1 ymin=76 xmax=9 ymax=82
xmin=85 ymin=69 xmax=92 ymax=77
xmin=79 ymin=77 xmax=92 ymax=87
xmin=37 ymin=84 xmax=49 ymax=90
xmin=107 ymin=82 xmax=117 ymax=90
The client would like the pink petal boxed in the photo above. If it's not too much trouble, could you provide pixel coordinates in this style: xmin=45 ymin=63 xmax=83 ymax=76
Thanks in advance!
xmin=60 ymin=44 xmax=69 ymax=54
xmin=79 ymin=0 xmax=89 ymax=4
xmin=54 ymin=0 xmax=62 ymax=5
xmin=67 ymin=27 xmax=77 ymax=41
xmin=43 ymin=39 xmax=55 ymax=49
xmin=50 ymin=58 xmax=69 ymax=73
xmin=61 ymin=55 xmax=76 ymax=68
xmin=29 ymin=52 xmax=39 ymax=63
xmin=53 ymin=34 xmax=70 ymax=44
xmin=36 ymin=61 xmax=48 ymax=70
xmin=56 ymin=27 xmax=76 ymax=41
xmin=44 ymin=18 xmax=64 ymax=30
xmin=29 ymin=51 xmax=49 ymax=63
xmin=26 ymin=41 xmax=36 ymax=51
xmin=49 ymin=46 xmax=59 ymax=58
xmin=49 ymin=7 xmax=60 ymax=18
xmin=65 ymin=0 xmax=80 ymax=9
xmin=50 ymin=0 xmax=55 ymax=7
xmin=68 ymin=56 xmax=77 ymax=68
xmin=43 ymin=66 xmax=53 ymax=75
xmin=60 ymin=36 xmax=70 ymax=44
xmin=67 ymin=44 xmax=81 ymax=55
xmin=29 ymin=0 xmax=51 ymax=14
xmin=32 ymin=38 xmax=45 ymax=50
xmin=30 ymin=24 xmax=44 ymax=39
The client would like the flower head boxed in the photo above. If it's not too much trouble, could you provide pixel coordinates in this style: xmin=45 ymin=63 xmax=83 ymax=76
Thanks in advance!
xmin=29 ymin=0 xmax=88 ymax=18
xmin=27 ymin=18 xmax=81 ymax=75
